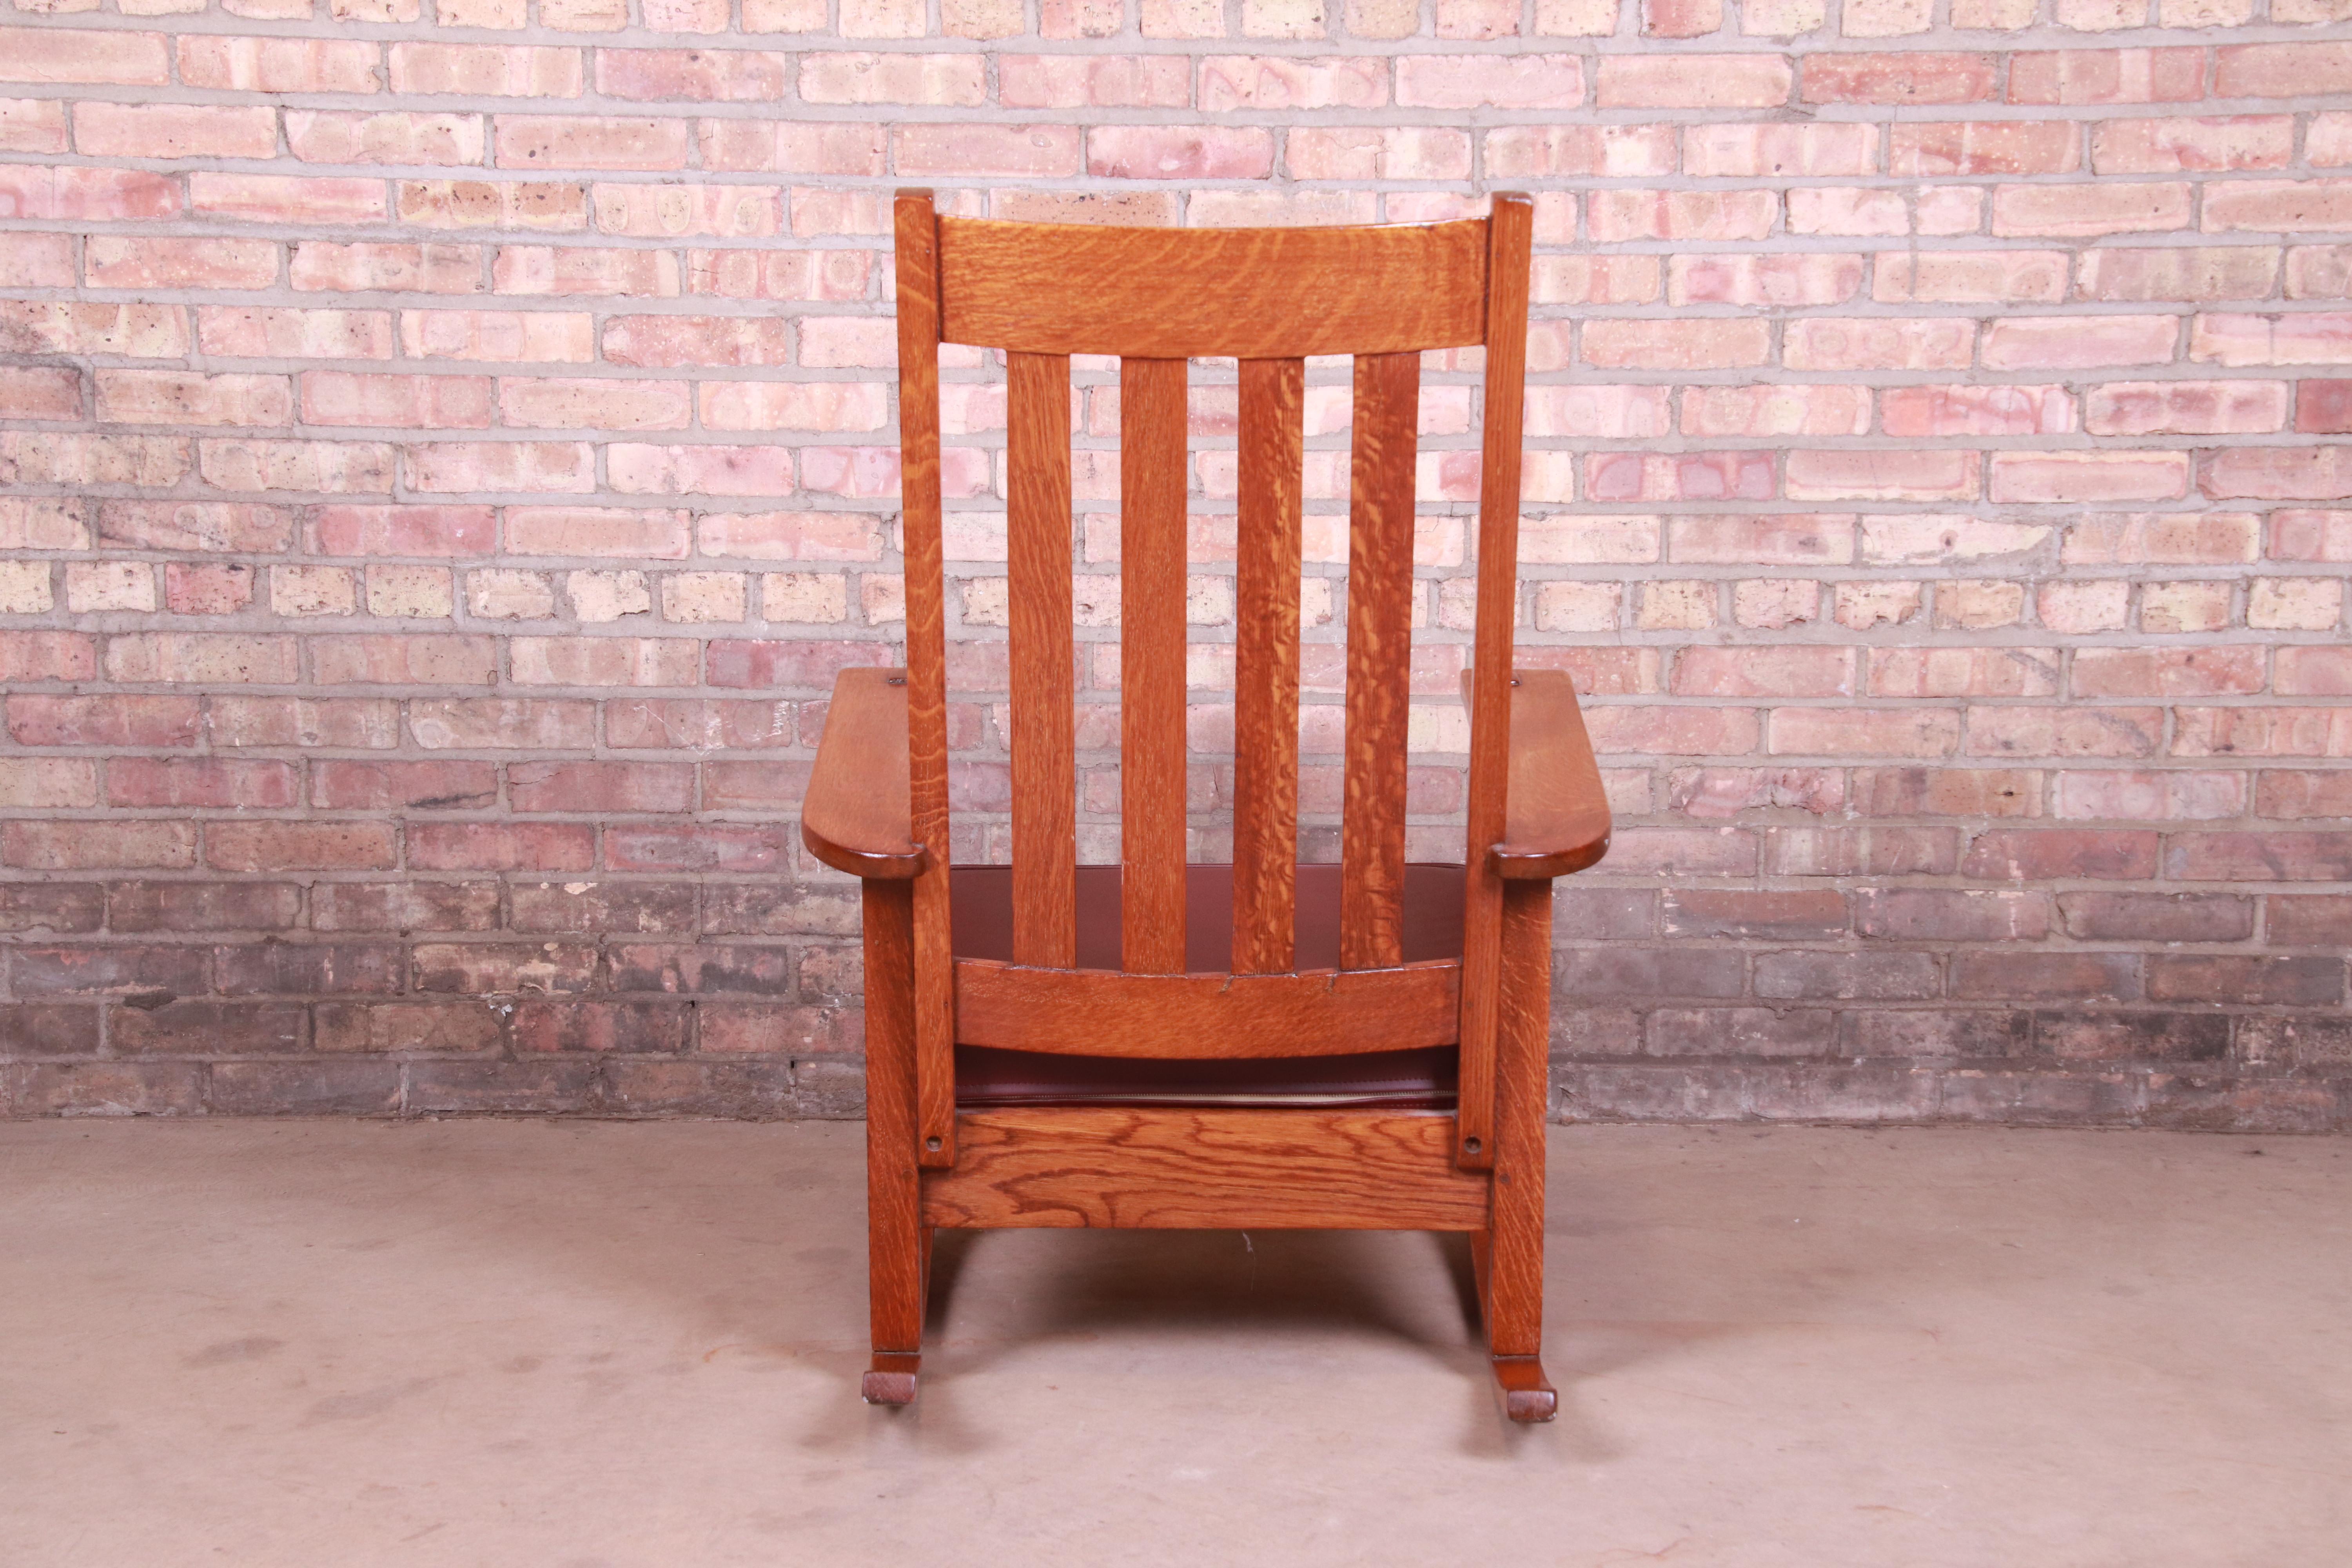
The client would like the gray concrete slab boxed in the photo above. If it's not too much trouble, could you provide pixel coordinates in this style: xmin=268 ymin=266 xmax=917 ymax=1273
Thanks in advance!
xmin=1 ymin=1120 xmax=2346 ymax=1566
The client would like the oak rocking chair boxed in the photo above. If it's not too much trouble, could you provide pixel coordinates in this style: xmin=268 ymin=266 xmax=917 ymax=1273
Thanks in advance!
xmin=801 ymin=190 xmax=1611 ymax=1422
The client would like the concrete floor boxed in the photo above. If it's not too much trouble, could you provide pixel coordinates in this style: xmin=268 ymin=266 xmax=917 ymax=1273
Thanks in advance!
xmin=1 ymin=1122 xmax=2347 ymax=1568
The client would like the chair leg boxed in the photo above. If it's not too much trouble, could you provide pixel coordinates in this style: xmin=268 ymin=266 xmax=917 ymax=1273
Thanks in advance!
xmin=1485 ymin=880 xmax=1556 ymax=1423
xmin=862 ymin=880 xmax=926 ymax=1407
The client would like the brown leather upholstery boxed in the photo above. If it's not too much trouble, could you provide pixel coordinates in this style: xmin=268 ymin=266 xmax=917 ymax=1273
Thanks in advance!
xmin=950 ymin=863 xmax=1466 ymax=1109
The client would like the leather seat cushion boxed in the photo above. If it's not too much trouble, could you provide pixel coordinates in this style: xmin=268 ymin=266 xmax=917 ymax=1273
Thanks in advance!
xmin=949 ymin=863 xmax=1466 ymax=1110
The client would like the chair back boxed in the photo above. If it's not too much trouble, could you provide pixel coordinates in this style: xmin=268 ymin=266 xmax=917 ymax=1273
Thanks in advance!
xmin=893 ymin=190 xmax=1534 ymax=991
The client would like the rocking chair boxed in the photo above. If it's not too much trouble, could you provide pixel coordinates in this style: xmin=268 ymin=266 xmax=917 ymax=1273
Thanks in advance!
xmin=800 ymin=190 xmax=1610 ymax=1421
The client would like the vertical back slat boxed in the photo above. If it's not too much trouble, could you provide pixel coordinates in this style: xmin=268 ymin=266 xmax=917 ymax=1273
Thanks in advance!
xmin=1456 ymin=194 xmax=1531 ymax=1170
xmin=1232 ymin=356 xmax=1304 ymax=974
xmin=893 ymin=189 xmax=956 ymax=1168
xmin=1007 ymin=349 xmax=1077 ymax=969
xmin=1120 ymin=356 xmax=1189 ymax=973
xmin=1339 ymin=349 xmax=1420 ymax=972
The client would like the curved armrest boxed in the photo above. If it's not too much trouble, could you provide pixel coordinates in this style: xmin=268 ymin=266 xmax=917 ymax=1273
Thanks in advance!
xmin=801 ymin=666 xmax=930 ymax=880
xmin=1462 ymin=667 xmax=1612 ymax=881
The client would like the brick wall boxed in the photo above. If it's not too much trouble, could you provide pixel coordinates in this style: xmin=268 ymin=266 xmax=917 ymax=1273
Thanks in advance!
xmin=0 ymin=1 xmax=2348 ymax=1128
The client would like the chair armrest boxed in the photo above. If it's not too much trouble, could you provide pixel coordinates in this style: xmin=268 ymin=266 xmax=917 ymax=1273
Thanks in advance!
xmin=801 ymin=666 xmax=930 ymax=880
xmin=1461 ymin=667 xmax=1612 ymax=880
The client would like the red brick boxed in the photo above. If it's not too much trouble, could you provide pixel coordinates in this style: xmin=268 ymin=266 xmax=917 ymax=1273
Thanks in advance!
xmin=389 ymin=42 xmax=581 ymax=96
xmin=286 ymin=111 xmax=485 ymax=166
xmin=998 ymin=53 xmax=1190 ymax=109
xmin=311 ymin=634 xmax=496 ymax=687
xmin=1085 ymin=125 xmax=1274 ymax=178
xmin=1851 ymin=767 xmax=2040 ymax=817
xmin=1769 ymin=708 xmax=1962 ymax=757
xmin=1670 ymin=253 xmax=1862 ymax=307
xmin=311 ymin=760 xmax=497 ymax=810
xmin=407 ymin=697 xmax=593 ymax=750
xmin=1891 ymin=120 xmax=2078 ymax=175
xmin=2214 ymin=42 xmax=2352 ymax=99
xmin=74 ymin=102 xmax=276 ymax=160
xmin=189 ymin=174 xmax=386 ymax=226
xmin=1583 ymin=706 xmax=1762 ymax=756
xmin=1989 ymin=450 xmax=2190 ymax=504
xmin=1589 ymin=189 xmax=1776 ymax=241
xmin=1857 ymin=889 xmax=2050 ymax=940
xmin=510 ymin=760 xmax=694 ymax=813
xmin=4 ymin=820 xmax=194 ymax=870
xmin=1786 ymin=449 xmax=1980 ymax=501
xmin=2087 ymin=379 xmax=2288 ymax=434
xmin=1962 ymin=828 xmax=2159 ymax=880
xmin=1876 ymin=250 xmax=2069 ymax=304
xmin=2058 ymin=892 xmax=2251 ymax=943
xmin=494 ymin=115 xmax=690 ymax=171
xmin=0 ymin=630 xmax=98 ymax=686
xmin=1673 ymin=646 xmax=1853 ymax=698
xmin=2299 ymin=381 xmax=2352 ymax=434
xmin=1754 ymin=951 xmax=1940 ymax=1001
xmin=407 ymin=821 xmax=595 ymax=871
xmin=602 ymin=315 xmax=793 ymax=368
xmin=2169 ymin=831 xmax=2352 ymax=881
xmin=1199 ymin=56 xmax=1388 ymax=110
xmin=1598 ymin=54 xmax=1789 ymax=108
xmin=7 ymin=695 xmax=199 ymax=749
xmin=292 ymin=242 xmax=483 ymax=295
xmin=310 ymin=505 xmax=495 ymax=558
xmin=2269 ymin=896 xmax=2352 ymax=946
xmin=1661 ymin=891 xmax=1847 ymax=940
xmin=1882 ymin=384 xmax=2074 ymax=436
xmin=1957 ymin=710 xmax=2154 ymax=762
xmin=1785 ymin=317 xmax=1973 ymax=370
xmin=1993 ymin=181 xmax=2191 ymax=239
xmin=797 ymin=52 xmax=987 ymax=105
xmin=595 ymin=47 xmax=789 ymax=99
xmin=2053 ymin=769 xmax=2243 ymax=819
xmin=1491 ymin=124 xmax=1675 ymax=178
xmin=1586 ymin=450 xmax=1773 ymax=503
xmin=207 ymin=822 xmax=396 ymax=873
xmin=0 ymin=27 xmax=171 ymax=85
xmin=1982 ymin=314 xmax=2178 ymax=368
xmin=1680 ymin=388 xmax=1868 ymax=438
xmin=2068 ymin=647 xmax=2263 ymax=699
xmin=1399 ymin=53 xmax=1584 ymax=108
xmin=2009 ymin=47 xmax=2204 ymax=104
xmin=2204 ymin=181 xmax=2352 ymax=236
xmin=2091 ymin=116 xmax=2292 ymax=174
xmin=606 ymin=824 xmax=794 ymax=871
xmin=2076 ymin=247 xmax=2279 ymax=302
xmin=2256 ymin=771 xmax=2352 ymax=818
xmin=106 ymin=758 xmax=297 ymax=810
xmin=1582 ymin=319 xmax=1771 ymax=369
xmin=84 ymin=238 xmax=278 ymax=291
xmin=1950 ymin=952 xmax=2138 ymax=1002
xmin=2200 ymin=446 xmax=2352 ymax=501
xmin=1802 ymin=52 xmax=1996 ymax=103
xmin=2172 ymin=706 xmax=2352 ymax=758
xmin=1766 ymin=827 xmax=1960 ymax=876
xmin=2149 ymin=956 xmax=2343 ymax=1005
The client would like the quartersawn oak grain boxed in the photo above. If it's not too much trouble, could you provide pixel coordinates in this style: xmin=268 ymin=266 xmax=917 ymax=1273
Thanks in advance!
xmin=1232 ymin=356 xmax=1305 ymax=975
xmin=895 ymin=189 xmax=958 ymax=1168
xmin=1455 ymin=192 xmax=1534 ymax=1173
xmin=802 ymin=667 xmax=924 ymax=880
xmin=937 ymin=217 xmax=1487 ymax=359
xmin=922 ymin=1107 xmax=1491 ymax=1230
xmin=1120 ymin=355 xmax=1189 ymax=975
xmin=1459 ymin=668 xmax=1612 ymax=881
xmin=952 ymin=958 xmax=1463 ymax=1057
